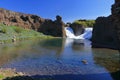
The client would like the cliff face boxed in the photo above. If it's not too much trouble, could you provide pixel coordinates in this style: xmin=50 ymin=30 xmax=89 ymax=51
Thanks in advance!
xmin=92 ymin=0 xmax=120 ymax=49
xmin=0 ymin=8 xmax=44 ymax=30
xmin=0 ymin=8 xmax=66 ymax=37
xmin=38 ymin=15 xmax=66 ymax=37
xmin=112 ymin=0 xmax=120 ymax=48
xmin=92 ymin=16 xmax=117 ymax=49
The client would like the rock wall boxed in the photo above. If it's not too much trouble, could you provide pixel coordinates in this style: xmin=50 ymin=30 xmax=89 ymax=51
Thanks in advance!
xmin=0 ymin=8 xmax=44 ymax=30
xmin=112 ymin=0 xmax=120 ymax=49
xmin=0 ymin=8 xmax=66 ymax=37
xmin=92 ymin=16 xmax=118 ymax=49
xmin=92 ymin=0 xmax=120 ymax=49
xmin=38 ymin=15 xmax=66 ymax=37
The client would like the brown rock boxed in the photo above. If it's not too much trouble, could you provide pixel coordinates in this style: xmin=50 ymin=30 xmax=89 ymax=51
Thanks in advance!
xmin=81 ymin=60 xmax=88 ymax=64
xmin=115 ymin=0 xmax=119 ymax=3
xmin=38 ymin=15 xmax=66 ymax=37
xmin=92 ymin=16 xmax=118 ymax=49
xmin=70 ymin=22 xmax=85 ymax=36
xmin=92 ymin=0 xmax=120 ymax=50
xmin=0 ymin=8 xmax=44 ymax=30
xmin=111 ymin=0 xmax=120 ymax=49
xmin=0 ymin=8 xmax=66 ymax=37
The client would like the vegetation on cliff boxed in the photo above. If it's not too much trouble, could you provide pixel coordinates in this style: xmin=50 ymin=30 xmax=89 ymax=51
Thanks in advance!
xmin=66 ymin=19 xmax=95 ymax=36
xmin=72 ymin=19 xmax=95 ymax=27
xmin=0 ymin=24 xmax=51 ymax=43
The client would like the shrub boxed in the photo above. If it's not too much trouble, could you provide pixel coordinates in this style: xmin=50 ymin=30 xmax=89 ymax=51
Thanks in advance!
xmin=1 ymin=27 xmax=7 ymax=33
xmin=14 ymin=27 xmax=23 ymax=33
xmin=72 ymin=19 xmax=95 ymax=27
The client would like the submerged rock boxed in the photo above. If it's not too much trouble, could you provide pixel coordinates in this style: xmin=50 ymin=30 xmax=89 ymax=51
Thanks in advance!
xmin=81 ymin=60 xmax=88 ymax=64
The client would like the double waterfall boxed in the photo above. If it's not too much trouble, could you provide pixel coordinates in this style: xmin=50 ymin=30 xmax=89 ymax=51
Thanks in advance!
xmin=65 ymin=27 xmax=93 ymax=39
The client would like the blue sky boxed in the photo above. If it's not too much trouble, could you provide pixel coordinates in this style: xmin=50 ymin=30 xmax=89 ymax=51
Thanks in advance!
xmin=0 ymin=0 xmax=114 ymax=22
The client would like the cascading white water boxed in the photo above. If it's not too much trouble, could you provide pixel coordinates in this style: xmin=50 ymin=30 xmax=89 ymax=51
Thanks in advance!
xmin=65 ymin=27 xmax=93 ymax=39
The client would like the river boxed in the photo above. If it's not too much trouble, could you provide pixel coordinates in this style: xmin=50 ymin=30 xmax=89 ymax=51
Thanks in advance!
xmin=0 ymin=38 xmax=119 ymax=80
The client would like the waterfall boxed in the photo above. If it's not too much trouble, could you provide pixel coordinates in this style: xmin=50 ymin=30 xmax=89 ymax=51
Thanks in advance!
xmin=65 ymin=27 xmax=93 ymax=39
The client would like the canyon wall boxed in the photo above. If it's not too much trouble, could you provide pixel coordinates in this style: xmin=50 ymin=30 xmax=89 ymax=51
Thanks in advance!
xmin=0 ymin=8 xmax=65 ymax=37
xmin=92 ymin=0 xmax=120 ymax=49
xmin=112 ymin=0 xmax=120 ymax=49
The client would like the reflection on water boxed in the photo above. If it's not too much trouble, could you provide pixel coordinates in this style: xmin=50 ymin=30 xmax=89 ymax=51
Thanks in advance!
xmin=0 ymin=38 xmax=120 ymax=80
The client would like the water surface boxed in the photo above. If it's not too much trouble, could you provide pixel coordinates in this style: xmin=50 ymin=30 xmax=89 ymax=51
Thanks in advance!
xmin=0 ymin=38 xmax=120 ymax=80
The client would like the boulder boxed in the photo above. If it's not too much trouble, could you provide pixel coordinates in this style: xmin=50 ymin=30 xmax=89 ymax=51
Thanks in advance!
xmin=70 ymin=22 xmax=85 ymax=36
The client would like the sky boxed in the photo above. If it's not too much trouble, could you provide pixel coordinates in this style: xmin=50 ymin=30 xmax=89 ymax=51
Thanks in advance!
xmin=0 ymin=0 xmax=114 ymax=22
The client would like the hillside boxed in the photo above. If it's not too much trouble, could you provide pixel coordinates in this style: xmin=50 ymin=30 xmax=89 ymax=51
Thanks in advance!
xmin=0 ymin=24 xmax=51 ymax=43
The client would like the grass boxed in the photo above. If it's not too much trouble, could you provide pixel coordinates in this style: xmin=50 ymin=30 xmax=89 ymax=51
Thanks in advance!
xmin=0 ymin=27 xmax=7 ymax=33
xmin=0 ymin=24 xmax=52 ymax=43
xmin=0 ymin=24 xmax=55 ymax=80
xmin=0 ymin=75 xmax=4 ymax=79
xmin=14 ymin=27 xmax=23 ymax=33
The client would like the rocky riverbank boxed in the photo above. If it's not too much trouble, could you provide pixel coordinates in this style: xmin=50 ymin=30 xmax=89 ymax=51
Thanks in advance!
xmin=0 ymin=68 xmax=25 ymax=80
xmin=0 ymin=68 xmax=54 ymax=80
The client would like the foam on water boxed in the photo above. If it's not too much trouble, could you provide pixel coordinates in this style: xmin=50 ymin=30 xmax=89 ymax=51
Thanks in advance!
xmin=65 ymin=27 xmax=93 ymax=39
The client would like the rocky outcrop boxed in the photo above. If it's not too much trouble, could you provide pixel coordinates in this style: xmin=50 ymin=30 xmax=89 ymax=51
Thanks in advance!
xmin=69 ymin=20 xmax=94 ymax=36
xmin=38 ymin=15 xmax=66 ymax=37
xmin=92 ymin=0 xmax=120 ymax=49
xmin=111 ymin=0 xmax=120 ymax=49
xmin=92 ymin=16 xmax=118 ymax=49
xmin=0 ymin=8 xmax=66 ymax=37
xmin=0 ymin=8 xmax=45 ymax=30
xmin=70 ymin=23 xmax=85 ymax=36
